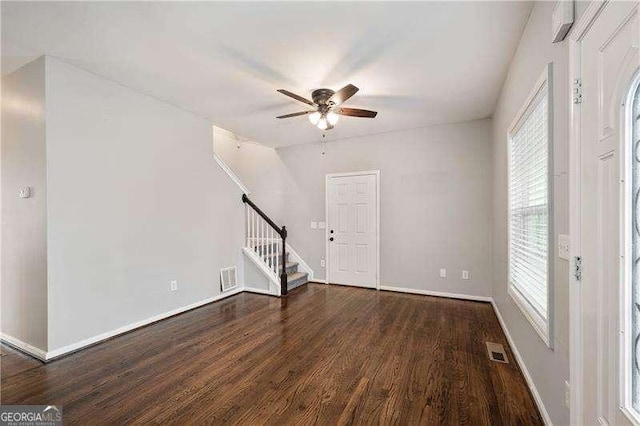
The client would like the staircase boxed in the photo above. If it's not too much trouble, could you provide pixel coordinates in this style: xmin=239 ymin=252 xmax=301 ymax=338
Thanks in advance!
xmin=253 ymin=243 xmax=308 ymax=292
xmin=242 ymin=194 xmax=308 ymax=295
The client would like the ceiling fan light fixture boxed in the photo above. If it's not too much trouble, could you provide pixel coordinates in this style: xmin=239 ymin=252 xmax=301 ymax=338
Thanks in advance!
xmin=276 ymin=84 xmax=377 ymax=130
xmin=327 ymin=111 xmax=339 ymax=126
xmin=308 ymin=111 xmax=321 ymax=125
xmin=317 ymin=115 xmax=328 ymax=130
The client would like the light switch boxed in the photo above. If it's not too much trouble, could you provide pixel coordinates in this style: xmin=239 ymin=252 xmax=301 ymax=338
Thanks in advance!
xmin=318 ymin=222 xmax=326 ymax=229
xmin=310 ymin=222 xmax=317 ymax=229
xmin=558 ymin=234 xmax=569 ymax=261
xmin=439 ymin=269 xmax=447 ymax=278
xmin=462 ymin=270 xmax=469 ymax=280
xmin=19 ymin=187 xmax=31 ymax=198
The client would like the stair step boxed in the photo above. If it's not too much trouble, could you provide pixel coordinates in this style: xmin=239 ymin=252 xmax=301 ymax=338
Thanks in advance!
xmin=285 ymin=261 xmax=299 ymax=275
xmin=287 ymin=271 xmax=308 ymax=291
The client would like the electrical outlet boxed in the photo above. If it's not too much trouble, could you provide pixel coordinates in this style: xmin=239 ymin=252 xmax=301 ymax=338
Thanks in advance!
xmin=462 ymin=270 xmax=469 ymax=280
xmin=439 ymin=269 xmax=447 ymax=278
xmin=320 ymin=259 xmax=325 ymax=267
xmin=170 ymin=280 xmax=178 ymax=291
xmin=564 ymin=381 xmax=570 ymax=408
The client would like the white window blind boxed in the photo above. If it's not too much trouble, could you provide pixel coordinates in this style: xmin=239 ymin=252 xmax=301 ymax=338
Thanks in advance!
xmin=508 ymin=66 xmax=552 ymax=345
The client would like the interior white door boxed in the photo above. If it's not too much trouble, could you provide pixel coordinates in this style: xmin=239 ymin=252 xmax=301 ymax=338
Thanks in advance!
xmin=327 ymin=173 xmax=378 ymax=288
xmin=575 ymin=2 xmax=639 ymax=424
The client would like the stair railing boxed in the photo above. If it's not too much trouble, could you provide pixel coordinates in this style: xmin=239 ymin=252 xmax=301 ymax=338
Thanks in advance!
xmin=242 ymin=194 xmax=287 ymax=296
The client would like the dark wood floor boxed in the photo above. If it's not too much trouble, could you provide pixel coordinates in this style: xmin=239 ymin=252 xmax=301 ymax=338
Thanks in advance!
xmin=1 ymin=284 xmax=542 ymax=425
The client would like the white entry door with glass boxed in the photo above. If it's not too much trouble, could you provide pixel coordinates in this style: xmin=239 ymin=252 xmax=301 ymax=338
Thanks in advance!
xmin=571 ymin=2 xmax=639 ymax=424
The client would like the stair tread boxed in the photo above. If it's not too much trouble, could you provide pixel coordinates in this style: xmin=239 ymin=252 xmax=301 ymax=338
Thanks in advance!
xmin=286 ymin=271 xmax=307 ymax=282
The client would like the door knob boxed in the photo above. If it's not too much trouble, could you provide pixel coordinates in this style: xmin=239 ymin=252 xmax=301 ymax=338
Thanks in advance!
xmin=330 ymin=230 xmax=334 ymax=234
xmin=329 ymin=237 xmax=334 ymax=242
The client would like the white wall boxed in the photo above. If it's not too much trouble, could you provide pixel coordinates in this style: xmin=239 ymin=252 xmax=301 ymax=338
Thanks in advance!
xmin=213 ymin=126 xmax=287 ymax=224
xmin=1 ymin=57 xmax=48 ymax=352
xmin=44 ymin=57 xmax=245 ymax=351
xmin=490 ymin=2 xmax=591 ymax=424
xmin=242 ymin=251 xmax=273 ymax=293
xmin=217 ymin=119 xmax=493 ymax=298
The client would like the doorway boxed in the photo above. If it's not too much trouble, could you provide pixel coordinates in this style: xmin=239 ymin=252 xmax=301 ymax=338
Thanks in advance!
xmin=569 ymin=2 xmax=639 ymax=424
xmin=325 ymin=171 xmax=379 ymax=289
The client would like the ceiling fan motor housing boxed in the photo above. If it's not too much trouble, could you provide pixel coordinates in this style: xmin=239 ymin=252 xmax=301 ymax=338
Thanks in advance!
xmin=311 ymin=88 xmax=335 ymax=106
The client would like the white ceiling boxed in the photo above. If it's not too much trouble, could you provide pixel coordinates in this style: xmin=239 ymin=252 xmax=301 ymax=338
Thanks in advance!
xmin=2 ymin=1 xmax=532 ymax=148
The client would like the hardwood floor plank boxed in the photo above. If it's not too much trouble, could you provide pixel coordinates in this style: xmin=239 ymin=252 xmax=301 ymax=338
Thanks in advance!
xmin=1 ymin=284 xmax=543 ymax=425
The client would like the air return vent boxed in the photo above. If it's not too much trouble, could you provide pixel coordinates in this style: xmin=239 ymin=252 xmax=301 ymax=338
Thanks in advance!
xmin=486 ymin=342 xmax=509 ymax=364
xmin=220 ymin=266 xmax=238 ymax=292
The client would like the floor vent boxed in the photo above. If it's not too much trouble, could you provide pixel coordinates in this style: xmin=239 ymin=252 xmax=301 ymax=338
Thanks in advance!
xmin=220 ymin=266 xmax=238 ymax=292
xmin=486 ymin=342 xmax=509 ymax=363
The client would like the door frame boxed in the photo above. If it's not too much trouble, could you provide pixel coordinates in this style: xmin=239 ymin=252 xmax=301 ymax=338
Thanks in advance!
xmin=325 ymin=170 xmax=380 ymax=289
xmin=568 ymin=1 xmax=638 ymax=423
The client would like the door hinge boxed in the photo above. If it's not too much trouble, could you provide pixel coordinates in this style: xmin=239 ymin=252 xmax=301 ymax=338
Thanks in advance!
xmin=573 ymin=78 xmax=582 ymax=104
xmin=574 ymin=256 xmax=582 ymax=281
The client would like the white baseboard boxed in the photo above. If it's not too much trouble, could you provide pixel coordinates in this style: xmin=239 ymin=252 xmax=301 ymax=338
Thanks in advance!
xmin=491 ymin=300 xmax=552 ymax=425
xmin=0 ymin=333 xmax=48 ymax=362
xmin=379 ymin=285 xmax=493 ymax=302
xmin=244 ymin=287 xmax=277 ymax=296
xmin=29 ymin=288 xmax=244 ymax=361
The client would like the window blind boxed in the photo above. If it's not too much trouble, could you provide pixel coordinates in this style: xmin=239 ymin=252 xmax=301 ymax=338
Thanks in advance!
xmin=509 ymin=83 xmax=549 ymax=326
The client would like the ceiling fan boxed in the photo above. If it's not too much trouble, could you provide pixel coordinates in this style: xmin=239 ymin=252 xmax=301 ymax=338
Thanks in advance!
xmin=276 ymin=84 xmax=378 ymax=130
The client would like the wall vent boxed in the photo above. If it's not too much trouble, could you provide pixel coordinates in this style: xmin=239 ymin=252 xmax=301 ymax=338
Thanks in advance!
xmin=486 ymin=342 xmax=509 ymax=363
xmin=220 ymin=266 xmax=238 ymax=292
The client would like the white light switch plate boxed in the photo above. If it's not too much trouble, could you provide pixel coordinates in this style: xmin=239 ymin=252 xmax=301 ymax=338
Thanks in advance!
xmin=310 ymin=222 xmax=317 ymax=229
xmin=439 ymin=269 xmax=447 ymax=278
xmin=462 ymin=270 xmax=469 ymax=280
xmin=320 ymin=259 xmax=325 ymax=267
xmin=318 ymin=222 xmax=326 ymax=229
xmin=558 ymin=234 xmax=569 ymax=261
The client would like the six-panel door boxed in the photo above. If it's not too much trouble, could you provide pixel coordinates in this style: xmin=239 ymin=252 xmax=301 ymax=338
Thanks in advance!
xmin=328 ymin=173 xmax=377 ymax=288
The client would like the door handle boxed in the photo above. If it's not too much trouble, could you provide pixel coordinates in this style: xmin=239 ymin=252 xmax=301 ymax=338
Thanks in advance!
xmin=329 ymin=237 xmax=334 ymax=242
xmin=330 ymin=230 xmax=334 ymax=234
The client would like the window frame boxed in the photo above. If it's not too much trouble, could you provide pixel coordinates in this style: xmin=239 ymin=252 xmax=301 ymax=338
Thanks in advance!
xmin=507 ymin=63 xmax=554 ymax=348
xmin=621 ymin=70 xmax=640 ymax=424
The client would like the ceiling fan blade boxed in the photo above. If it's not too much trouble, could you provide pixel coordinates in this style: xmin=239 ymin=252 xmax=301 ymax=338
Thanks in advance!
xmin=335 ymin=107 xmax=378 ymax=118
xmin=276 ymin=111 xmax=315 ymax=119
xmin=328 ymin=84 xmax=359 ymax=105
xmin=277 ymin=89 xmax=315 ymax=106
